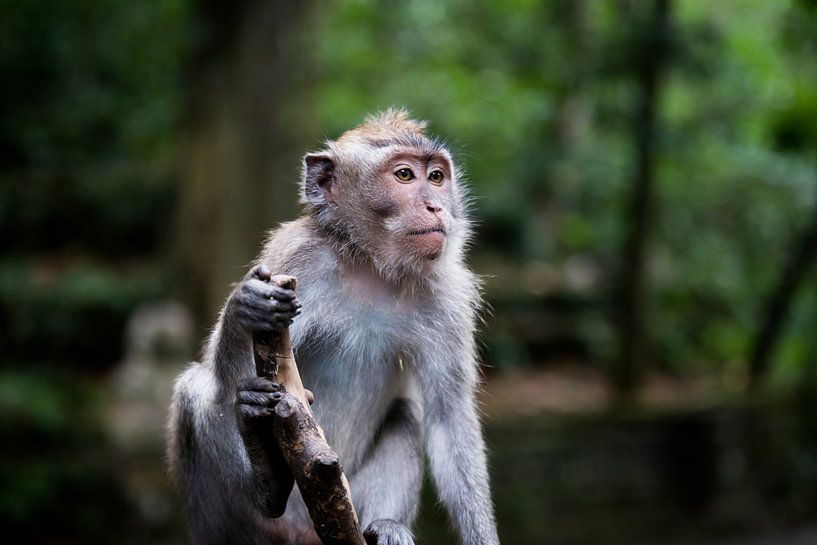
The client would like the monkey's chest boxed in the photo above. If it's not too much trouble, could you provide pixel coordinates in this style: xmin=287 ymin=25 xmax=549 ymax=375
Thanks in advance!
xmin=293 ymin=309 xmax=420 ymax=471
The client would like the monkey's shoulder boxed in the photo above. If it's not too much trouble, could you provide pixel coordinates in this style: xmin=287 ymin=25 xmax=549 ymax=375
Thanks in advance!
xmin=259 ymin=217 xmax=330 ymax=274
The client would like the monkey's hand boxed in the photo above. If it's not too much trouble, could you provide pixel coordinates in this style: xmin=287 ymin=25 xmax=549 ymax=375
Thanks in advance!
xmin=226 ymin=265 xmax=302 ymax=335
xmin=364 ymin=520 xmax=415 ymax=545
xmin=236 ymin=377 xmax=295 ymax=518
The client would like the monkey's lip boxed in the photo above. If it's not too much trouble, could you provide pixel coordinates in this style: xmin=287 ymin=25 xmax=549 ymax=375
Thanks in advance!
xmin=407 ymin=226 xmax=446 ymax=236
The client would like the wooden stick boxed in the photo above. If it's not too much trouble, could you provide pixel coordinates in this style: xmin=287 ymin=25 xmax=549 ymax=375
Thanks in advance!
xmin=253 ymin=275 xmax=365 ymax=545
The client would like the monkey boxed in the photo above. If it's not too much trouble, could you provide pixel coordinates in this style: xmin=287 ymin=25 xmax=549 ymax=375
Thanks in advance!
xmin=167 ymin=109 xmax=499 ymax=545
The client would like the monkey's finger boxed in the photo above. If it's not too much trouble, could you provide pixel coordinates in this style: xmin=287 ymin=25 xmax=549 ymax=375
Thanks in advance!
xmin=238 ymin=377 xmax=282 ymax=392
xmin=256 ymin=301 xmax=301 ymax=318
xmin=267 ymin=286 xmax=297 ymax=303
xmin=237 ymin=390 xmax=280 ymax=406
xmin=243 ymin=280 xmax=297 ymax=302
xmin=245 ymin=299 xmax=301 ymax=320
xmin=238 ymin=403 xmax=274 ymax=419
xmin=238 ymin=390 xmax=283 ymax=407
xmin=274 ymin=310 xmax=301 ymax=326
xmin=266 ymin=298 xmax=300 ymax=312
xmin=234 ymin=286 xmax=272 ymax=310
xmin=243 ymin=279 xmax=294 ymax=300
xmin=236 ymin=295 xmax=300 ymax=318
xmin=235 ymin=303 xmax=300 ymax=333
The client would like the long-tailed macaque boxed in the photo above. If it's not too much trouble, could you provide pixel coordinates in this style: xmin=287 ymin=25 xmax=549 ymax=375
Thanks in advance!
xmin=167 ymin=109 xmax=499 ymax=545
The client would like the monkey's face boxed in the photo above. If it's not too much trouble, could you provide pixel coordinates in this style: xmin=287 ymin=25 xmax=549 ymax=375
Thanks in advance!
xmin=369 ymin=151 xmax=454 ymax=263
xmin=301 ymin=111 xmax=467 ymax=281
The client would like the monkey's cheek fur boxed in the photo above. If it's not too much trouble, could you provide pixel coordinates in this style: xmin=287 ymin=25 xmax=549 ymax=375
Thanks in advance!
xmin=407 ymin=231 xmax=446 ymax=260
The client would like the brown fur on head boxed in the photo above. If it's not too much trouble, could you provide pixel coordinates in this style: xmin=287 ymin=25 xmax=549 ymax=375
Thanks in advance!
xmin=336 ymin=108 xmax=428 ymax=145
xmin=299 ymin=109 xmax=470 ymax=285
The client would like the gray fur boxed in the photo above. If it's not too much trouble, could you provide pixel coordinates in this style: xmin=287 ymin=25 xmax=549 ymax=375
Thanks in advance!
xmin=167 ymin=110 xmax=499 ymax=545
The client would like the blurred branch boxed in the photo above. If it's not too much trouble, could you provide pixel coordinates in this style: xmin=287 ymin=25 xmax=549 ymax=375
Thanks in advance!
xmin=615 ymin=0 xmax=672 ymax=396
xmin=749 ymin=195 xmax=817 ymax=388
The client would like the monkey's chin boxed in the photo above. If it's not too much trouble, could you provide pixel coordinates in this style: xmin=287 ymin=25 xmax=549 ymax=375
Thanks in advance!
xmin=408 ymin=231 xmax=446 ymax=260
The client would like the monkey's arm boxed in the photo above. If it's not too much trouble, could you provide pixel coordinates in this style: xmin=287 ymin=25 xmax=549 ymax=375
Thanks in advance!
xmin=349 ymin=399 xmax=423 ymax=544
xmin=421 ymin=349 xmax=499 ymax=545
xmin=170 ymin=265 xmax=301 ymax=527
xmin=202 ymin=265 xmax=302 ymax=515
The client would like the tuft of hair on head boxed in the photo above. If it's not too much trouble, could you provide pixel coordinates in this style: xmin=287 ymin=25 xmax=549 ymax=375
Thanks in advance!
xmin=338 ymin=107 xmax=428 ymax=142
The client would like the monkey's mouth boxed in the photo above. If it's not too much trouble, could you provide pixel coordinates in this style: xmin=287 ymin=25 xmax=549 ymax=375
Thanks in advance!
xmin=408 ymin=226 xmax=446 ymax=236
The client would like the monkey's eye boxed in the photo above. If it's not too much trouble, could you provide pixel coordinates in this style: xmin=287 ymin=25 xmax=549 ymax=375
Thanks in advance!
xmin=394 ymin=167 xmax=415 ymax=182
xmin=428 ymin=170 xmax=444 ymax=185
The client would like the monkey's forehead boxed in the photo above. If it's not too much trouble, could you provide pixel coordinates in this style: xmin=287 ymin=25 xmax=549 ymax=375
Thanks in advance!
xmin=329 ymin=132 xmax=452 ymax=167
xmin=361 ymin=132 xmax=443 ymax=152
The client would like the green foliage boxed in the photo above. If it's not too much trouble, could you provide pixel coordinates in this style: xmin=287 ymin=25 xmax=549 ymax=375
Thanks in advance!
xmin=0 ymin=0 xmax=188 ymax=370
xmin=0 ymin=2 xmax=189 ymax=537
xmin=0 ymin=0 xmax=187 ymax=256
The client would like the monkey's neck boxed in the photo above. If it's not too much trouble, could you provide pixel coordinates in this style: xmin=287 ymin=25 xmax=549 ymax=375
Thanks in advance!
xmin=338 ymin=259 xmax=400 ymax=302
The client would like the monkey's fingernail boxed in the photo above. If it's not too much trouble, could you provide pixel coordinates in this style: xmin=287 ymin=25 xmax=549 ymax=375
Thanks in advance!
xmin=255 ymin=265 xmax=272 ymax=281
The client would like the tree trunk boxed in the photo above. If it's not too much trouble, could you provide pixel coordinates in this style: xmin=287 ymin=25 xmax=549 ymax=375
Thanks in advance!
xmin=526 ymin=0 xmax=591 ymax=261
xmin=615 ymin=0 xmax=671 ymax=396
xmin=176 ymin=0 xmax=314 ymax=331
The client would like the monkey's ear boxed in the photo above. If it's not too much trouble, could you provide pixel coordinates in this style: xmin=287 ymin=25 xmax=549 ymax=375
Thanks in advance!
xmin=302 ymin=152 xmax=336 ymax=206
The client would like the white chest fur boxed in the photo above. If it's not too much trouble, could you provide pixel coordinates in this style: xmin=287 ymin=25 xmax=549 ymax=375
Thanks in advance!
xmin=287 ymin=266 xmax=428 ymax=473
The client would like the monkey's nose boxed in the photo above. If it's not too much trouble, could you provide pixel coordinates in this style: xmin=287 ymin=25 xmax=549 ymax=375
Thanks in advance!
xmin=420 ymin=189 xmax=443 ymax=214
xmin=423 ymin=196 xmax=443 ymax=214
